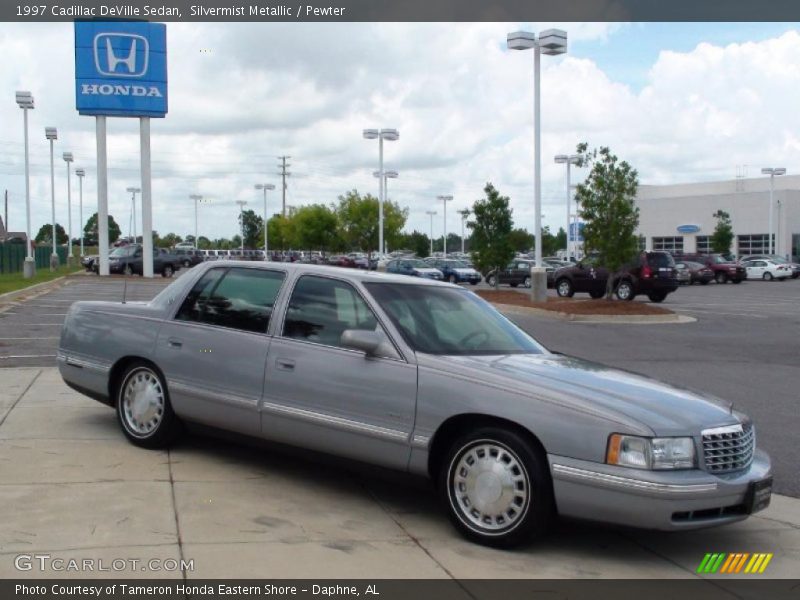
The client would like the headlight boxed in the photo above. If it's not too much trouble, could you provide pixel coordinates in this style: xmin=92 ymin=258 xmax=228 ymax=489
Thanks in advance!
xmin=607 ymin=434 xmax=695 ymax=470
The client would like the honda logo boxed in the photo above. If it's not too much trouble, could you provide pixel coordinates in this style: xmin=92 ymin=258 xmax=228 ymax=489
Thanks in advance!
xmin=93 ymin=33 xmax=149 ymax=78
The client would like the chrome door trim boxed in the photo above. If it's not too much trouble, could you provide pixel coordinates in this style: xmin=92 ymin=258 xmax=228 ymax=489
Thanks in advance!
xmin=261 ymin=399 xmax=410 ymax=442
xmin=168 ymin=379 xmax=258 ymax=409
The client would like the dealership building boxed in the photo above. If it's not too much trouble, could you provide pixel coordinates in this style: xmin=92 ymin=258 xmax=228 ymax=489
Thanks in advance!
xmin=635 ymin=174 xmax=800 ymax=261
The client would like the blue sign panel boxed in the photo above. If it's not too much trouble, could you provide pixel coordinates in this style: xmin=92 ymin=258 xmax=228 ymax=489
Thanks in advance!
xmin=677 ymin=224 xmax=701 ymax=234
xmin=569 ymin=221 xmax=584 ymax=242
xmin=75 ymin=21 xmax=167 ymax=117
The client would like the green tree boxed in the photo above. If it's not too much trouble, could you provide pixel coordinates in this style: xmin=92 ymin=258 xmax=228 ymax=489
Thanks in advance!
xmin=160 ymin=232 xmax=183 ymax=247
xmin=397 ymin=230 xmax=431 ymax=258
xmin=238 ymin=209 xmax=263 ymax=249
xmin=291 ymin=204 xmax=340 ymax=252
xmin=197 ymin=236 xmax=211 ymax=249
xmin=35 ymin=223 xmax=68 ymax=245
xmin=334 ymin=190 xmax=408 ymax=255
xmin=83 ymin=212 xmax=121 ymax=245
xmin=267 ymin=214 xmax=296 ymax=251
xmin=575 ymin=144 xmax=640 ymax=298
xmin=507 ymin=228 xmax=534 ymax=253
xmin=467 ymin=183 xmax=515 ymax=288
xmin=710 ymin=210 xmax=734 ymax=254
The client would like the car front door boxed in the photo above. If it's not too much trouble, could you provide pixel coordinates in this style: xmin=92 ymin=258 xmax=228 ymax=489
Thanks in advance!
xmin=262 ymin=274 xmax=417 ymax=470
xmin=155 ymin=266 xmax=287 ymax=436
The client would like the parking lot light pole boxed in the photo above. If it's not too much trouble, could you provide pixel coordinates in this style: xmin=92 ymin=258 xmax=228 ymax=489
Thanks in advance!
xmin=255 ymin=184 xmax=275 ymax=257
xmin=373 ymin=170 xmax=398 ymax=254
xmin=555 ymin=154 xmax=580 ymax=261
xmin=189 ymin=194 xmax=203 ymax=249
xmin=508 ymin=29 xmax=567 ymax=301
xmin=15 ymin=91 xmax=35 ymax=278
xmin=126 ymin=187 xmax=140 ymax=242
xmin=45 ymin=127 xmax=58 ymax=271
xmin=62 ymin=152 xmax=74 ymax=263
xmin=363 ymin=128 xmax=399 ymax=259
xmin=425 ymin=210 xmax=437 ymax=256
xmin=761 ymin=167 xmax=786 ymax=255
xmin=75 ymin=169 xmax=85 ymax=257
xmin=236 ymin=200 xmax=248 ymax=252
xmin=438 ymin=195 xmax=453 ymax=257
xmin=457 ymin=209 xmax=470 ymax=255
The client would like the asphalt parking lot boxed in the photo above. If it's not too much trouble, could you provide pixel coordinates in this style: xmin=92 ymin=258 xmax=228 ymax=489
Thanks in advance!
xmin=0 ymin=273 xmax=798 ymax=581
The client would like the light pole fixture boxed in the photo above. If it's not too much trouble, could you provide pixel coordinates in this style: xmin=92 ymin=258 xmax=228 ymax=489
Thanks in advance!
xmin=457 ymin=209 xmax=470 ymax=255
xmin=508 ymin=28 xmax=567 ymax=301
xmin=255 ymin=183 xmax=275 ymax=257
xmin=373 ymin=170 xmax=398 ymax=254
xmin=555 ymin=153 xmax=581 ymax=261
xmin=189 ymin=194 xmax=204 ymax=249
xmin=235 ymin=200 xmax=248 ymax=252
xmin=363 ymin=128 xmax=399 ymax=258
xmin=437 ymin=195 xmax=453 ymax=257
xmin=63 ymin=152 xmax=74 ymax=260
xmin=126 ymin=187 xmax=141 ymax=242
xmin=425 ymin=210 xmax=437 ymax=257
xmin=15 ymin=91 xmax=35 ymax=278
xmin=45 ymin=127 xmax=58 ymax=270
xmin=761 ymin=167 xmax=786 ymax=255
xmin=75 ymin=168 xmax=85 ymax=257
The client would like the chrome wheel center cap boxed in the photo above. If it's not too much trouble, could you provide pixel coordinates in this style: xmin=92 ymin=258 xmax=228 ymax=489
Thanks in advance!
xmin=475 ymin=471 xmax=503 ymax=505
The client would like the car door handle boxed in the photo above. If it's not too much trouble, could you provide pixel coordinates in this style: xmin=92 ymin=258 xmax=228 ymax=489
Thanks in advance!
xmin=167 ymin=338 xmax=182 ymax=349
xmin=276 ymin=358 xmax=295 ymax=371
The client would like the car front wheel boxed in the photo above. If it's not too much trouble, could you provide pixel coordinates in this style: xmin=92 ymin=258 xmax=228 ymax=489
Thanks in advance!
xmin=523 ymin=276 xmax=531 ymax=288
xmin=116 ymin=362 xmax=181 ymax=449
xmin=763 ymin=272 xmax=773 ymax=281
xmin=487 ymin=274 xmax=497 ymax=287
xmin=162 ymin=265 xmax=174 ymax=278
xmin=556 ymin=278 xmax=574 ymax=298
xmin=715 ymin=272 xmax=727 ymax=284
xmin=440 ymin=427 xmax=553 ymax=548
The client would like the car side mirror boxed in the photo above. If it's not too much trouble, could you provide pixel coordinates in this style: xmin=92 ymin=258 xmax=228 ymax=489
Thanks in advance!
xmin=340 ymin=329 xmax=383 ymax=356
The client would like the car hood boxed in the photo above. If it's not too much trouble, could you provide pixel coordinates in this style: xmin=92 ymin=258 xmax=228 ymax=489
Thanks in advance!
xmin=414 ymin=268 xmax=441 ymax=274
xmin=454 ymin=268 xmax=479 ymax=275
xmin=422 ymin=353 xmax=736 ymax=436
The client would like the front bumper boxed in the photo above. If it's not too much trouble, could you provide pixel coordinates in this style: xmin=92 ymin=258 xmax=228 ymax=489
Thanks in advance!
xmin=549 ymin=450 xmax=772 ymax=530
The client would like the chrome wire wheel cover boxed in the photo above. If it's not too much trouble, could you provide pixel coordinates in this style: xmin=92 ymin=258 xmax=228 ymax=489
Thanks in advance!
xmin=449 ymin=441 xmax=530 ymax=534
xmin=121 ymin=369 xmax=165 ymax=437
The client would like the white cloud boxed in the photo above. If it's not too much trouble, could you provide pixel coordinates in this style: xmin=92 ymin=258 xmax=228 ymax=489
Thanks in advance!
xmin=0 ymin=23 xmax=797 ymax=244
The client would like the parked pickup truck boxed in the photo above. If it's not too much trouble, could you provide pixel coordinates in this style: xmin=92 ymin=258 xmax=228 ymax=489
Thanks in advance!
xmin=107 ymin=244 xmax=179 ymax=277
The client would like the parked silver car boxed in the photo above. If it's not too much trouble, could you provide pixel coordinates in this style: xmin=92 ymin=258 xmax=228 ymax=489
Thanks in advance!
xmin=58 ymin=262 xmax=772 ymax=547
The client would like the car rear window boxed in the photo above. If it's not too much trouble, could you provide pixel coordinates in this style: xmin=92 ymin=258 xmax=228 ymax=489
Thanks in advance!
xmin=647 ymin=253 xmax=675 ymax=268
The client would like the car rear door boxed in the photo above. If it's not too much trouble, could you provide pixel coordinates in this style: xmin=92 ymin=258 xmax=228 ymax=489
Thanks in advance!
xmin=262 ymin=273 xmax=417 ymax=471
xmin=154 ymin=266 xmax=287 ymax=436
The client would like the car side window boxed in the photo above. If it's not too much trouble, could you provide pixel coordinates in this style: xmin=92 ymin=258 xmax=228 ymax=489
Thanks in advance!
xmin=175 ymin=268 xmax=285 ymax=334
xmin=283 ymin=276 xmax=380 ymax=349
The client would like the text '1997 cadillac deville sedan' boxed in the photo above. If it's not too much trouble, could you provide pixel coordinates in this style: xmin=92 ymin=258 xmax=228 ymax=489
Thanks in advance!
xmin=58 ymin=262 xmax=772 ymax=547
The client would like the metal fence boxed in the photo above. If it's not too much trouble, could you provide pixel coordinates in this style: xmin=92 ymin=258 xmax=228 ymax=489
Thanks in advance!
xmin=0 ymin=243 xmax=67 ymax=274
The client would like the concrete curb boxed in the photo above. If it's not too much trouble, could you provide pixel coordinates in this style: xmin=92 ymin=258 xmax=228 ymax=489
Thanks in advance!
xmin=493 ymin=302 xmax=697 ymax=324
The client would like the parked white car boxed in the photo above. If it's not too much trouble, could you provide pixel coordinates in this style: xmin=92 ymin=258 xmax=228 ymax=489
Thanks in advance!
xmin=741 ymin=259 xmax=792 ymax=281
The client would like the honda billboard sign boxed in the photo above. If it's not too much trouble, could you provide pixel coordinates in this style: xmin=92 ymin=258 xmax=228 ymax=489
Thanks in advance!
xmin=75 ymin=21 xmax=167 ymax=117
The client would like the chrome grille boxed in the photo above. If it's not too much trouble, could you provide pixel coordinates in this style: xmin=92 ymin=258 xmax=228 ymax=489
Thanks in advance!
xmin=702 ymin=423 xmax=755 ymax=473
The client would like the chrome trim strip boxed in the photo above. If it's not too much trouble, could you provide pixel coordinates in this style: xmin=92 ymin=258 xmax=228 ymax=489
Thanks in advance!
xmin=702 ymin=423 xmax=743 ymax=437
xmin=411 ymin=434 xmax=430 ymax=448
xmin=58 ymin=351 xmax=111 ymax=373
xmin=552 ymin=464 xmax=718 ymax=494
xmin=168 ymin=380 xmax=257 ymax=409
xmin=261 ymin=400 xmax=409 ymax=442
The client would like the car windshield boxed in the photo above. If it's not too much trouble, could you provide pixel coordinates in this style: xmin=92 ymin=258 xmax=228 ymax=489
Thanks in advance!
xmin=110 ymin=246 xmax=136 ymax=257
xmin=365 ymin=283 xmax=545 ymax=356
xmin=447 ymin=260 xmax=469 ymax=268
xmin=406 ymin=259 xmax=428 ymax=268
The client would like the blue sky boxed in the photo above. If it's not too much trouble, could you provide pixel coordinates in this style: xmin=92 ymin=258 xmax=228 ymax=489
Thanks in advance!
xmin=574 ymin=22 xmax=800 ymax=90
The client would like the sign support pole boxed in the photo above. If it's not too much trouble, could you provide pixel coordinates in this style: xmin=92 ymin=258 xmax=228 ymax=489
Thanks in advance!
xmin=141 ymin=117 xmax=154 ymax=278
xmin=96 ymin=116 xmax=109 ymax=276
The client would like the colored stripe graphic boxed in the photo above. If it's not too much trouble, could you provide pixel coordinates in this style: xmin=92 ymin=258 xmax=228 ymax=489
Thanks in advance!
xmin=700 ymin=553 xmax=774 ymax=574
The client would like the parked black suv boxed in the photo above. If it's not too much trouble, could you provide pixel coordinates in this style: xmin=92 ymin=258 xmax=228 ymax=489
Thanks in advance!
xmin=107 ymin=244 xmax=180 ymax=277
xmin=553 ymin=251 xmax=679 ymax=302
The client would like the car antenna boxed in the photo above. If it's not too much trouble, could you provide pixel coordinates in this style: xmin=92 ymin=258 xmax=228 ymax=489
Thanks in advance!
xmin=122 ymin=278 xmax=127 ymax=304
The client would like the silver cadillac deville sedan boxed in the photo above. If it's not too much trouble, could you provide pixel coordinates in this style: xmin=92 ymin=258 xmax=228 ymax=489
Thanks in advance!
xmin=58 ymin=262 xmax=772 ymax=547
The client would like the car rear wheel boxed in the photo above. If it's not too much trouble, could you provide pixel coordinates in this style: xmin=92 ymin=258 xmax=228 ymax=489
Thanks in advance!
xmin=715 ymin=272 xmax=727 ymax=284
xmin=555 ymin=278 xmax=574 ymax=298
xmin=523 ymin=276 xmax=531 ymax=288
xmin=183 ymin=259 xmax=191 ymax=268
xmin=763 ymin=272 xmax=773 ymax=281
xmin=487 ymin=274 xmax=498 ymax=287
xmin=162 ymin=264 xmax=174 ymax=278
xmin=116 ymin=362 xmax=181 ymax=449
xmin=439 ymin=427 xmax=553 ymax=548
xmin=615 ymin=280 xmax=635 ymax=301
